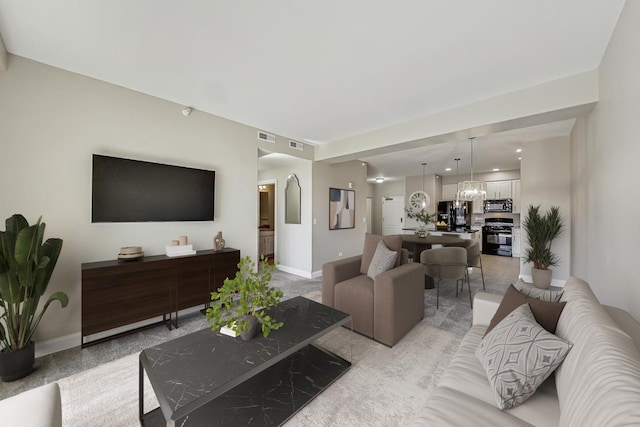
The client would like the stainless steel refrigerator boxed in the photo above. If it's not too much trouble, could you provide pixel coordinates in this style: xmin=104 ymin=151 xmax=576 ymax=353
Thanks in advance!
xmin=437 ymin=200 xmax=472 ymax=231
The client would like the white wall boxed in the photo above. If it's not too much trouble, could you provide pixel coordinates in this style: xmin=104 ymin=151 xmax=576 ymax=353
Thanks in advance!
xmin=312 ymin=160 xmax=370 ymax=273
xmin=0 ymin=56 xmax=263 ymax=349
xmin=572 ymin=1 xmax=640 ymax=320
xmin=519 ymin=136 xmax=572 ymax=284
xmin=259 ymin=161 xmax=313 ymax=277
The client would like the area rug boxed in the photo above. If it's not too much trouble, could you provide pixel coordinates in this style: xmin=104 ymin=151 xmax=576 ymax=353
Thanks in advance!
xmin=58 ymin=291 xmax=461 ymax=426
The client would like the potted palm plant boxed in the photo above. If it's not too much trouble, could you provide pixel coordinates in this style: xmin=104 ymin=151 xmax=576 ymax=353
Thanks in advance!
xmin=0 ymin=214 xmax=69 ymax=381
xmin=206 ymin=256 xmax=284 ymax=340
xmin=522 ymin=205 xmax=564 ymax=289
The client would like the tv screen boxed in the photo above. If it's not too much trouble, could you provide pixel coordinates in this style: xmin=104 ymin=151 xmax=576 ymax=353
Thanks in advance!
xmin=92 ymin=154 xmax=215 ymax=222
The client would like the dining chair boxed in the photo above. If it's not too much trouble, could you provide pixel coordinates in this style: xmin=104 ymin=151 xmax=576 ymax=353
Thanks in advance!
xmin=420 ymin=247 xmax=472 ymax=309
xmin=465 ymin=242 xmax=485 ymax=291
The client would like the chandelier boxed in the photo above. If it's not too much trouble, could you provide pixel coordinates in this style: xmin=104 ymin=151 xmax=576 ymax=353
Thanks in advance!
xmin=457 ymin=137 xmax=487 ymax=201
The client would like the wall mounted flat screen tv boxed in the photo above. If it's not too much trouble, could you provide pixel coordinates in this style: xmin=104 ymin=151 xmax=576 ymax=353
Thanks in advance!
xmin=92 ymin=154 xmax=215 ymax=222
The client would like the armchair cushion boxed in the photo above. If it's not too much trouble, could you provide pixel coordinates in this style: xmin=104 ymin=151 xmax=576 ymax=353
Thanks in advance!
xmin=360 ymin=233 xmax=403 ymax=275
xmin=367 ymin=240 xmax=398 ymax=279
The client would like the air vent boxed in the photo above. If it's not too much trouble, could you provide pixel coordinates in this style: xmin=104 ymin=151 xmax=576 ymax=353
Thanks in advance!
xmin=289 ymin=140 xmax=304 ymax=151
xmin=257 ymin=131 xmax=275 ymax=143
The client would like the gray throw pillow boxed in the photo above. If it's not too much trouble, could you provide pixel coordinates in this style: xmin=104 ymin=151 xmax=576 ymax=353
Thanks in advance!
xmin=514 ymin=278 xmax=564 ymax=302
xmin=366 ymin=240 xmax=398 ymax=279
xmin=476 ymin=304 xmax=573 ymax=410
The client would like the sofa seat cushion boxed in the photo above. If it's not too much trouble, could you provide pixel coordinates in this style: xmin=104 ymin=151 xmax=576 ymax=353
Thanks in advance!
xmin=334 ymin=274 xmax=374 ymax=337
xmin=438 ymin=324 xmax=561 ymax=426
xmin=0 ymin=382 xmax=62 ymax=427
xmin=410 ymin=387 xmax=534 ymax=427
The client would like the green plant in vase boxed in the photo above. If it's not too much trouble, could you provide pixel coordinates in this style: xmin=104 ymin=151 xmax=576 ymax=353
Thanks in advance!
xmin=405 ymin=208 xmax=437 ymax=237
xmin=522 ymin=204 xmax=564 ymax=289
xmin=206 ymin=256 xmax=284 ymax=340
xmin=0 ymin=214 xmax=69 ymax=381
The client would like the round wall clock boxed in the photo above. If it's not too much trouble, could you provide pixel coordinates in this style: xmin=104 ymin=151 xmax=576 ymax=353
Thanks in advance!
xmin=408 ymin=191 xmax=430 ymax=212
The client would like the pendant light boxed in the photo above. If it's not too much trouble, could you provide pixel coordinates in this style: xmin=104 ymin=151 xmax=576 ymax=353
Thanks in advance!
xmin=454 ymin=158 xmax=461 ymax=207
xmin=408 ymin=162 xmax=430 ymax=213
xmin=457 ymin=137 xmax=487 ymax=201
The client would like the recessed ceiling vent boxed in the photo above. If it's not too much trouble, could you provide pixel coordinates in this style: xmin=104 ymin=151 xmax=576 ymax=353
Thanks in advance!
xmin=257 ymin=131 xmax=275 ymax=143
xmin=289 ymin=140 xmax=304 ymax=151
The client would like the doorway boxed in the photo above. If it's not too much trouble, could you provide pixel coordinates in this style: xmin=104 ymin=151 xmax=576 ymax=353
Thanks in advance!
xmin=382 ymin=196 xmax=405 ymax=235
xmin=258 ymin=181 xmax=276 ymax=262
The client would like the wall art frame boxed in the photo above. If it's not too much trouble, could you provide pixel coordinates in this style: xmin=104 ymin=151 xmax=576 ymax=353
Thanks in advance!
xmin=329 ymin=188 xmax=355 ymax=230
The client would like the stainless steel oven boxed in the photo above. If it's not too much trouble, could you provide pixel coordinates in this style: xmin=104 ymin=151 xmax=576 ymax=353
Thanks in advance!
xmin=482 ymin=218 xmax=513 ymax=256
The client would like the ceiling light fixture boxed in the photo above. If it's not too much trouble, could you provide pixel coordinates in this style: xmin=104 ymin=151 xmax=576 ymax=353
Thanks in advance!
xmin=493 ymin=168 xmax=500 ymax=172
xmin=457 ymin=137 xmax=487 ymax=201
xmin=375 ymin=177 xmax=384 ymax=183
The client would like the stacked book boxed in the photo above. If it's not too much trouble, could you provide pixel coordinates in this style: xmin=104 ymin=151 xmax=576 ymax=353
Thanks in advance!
xmin=118 ymin=246 xmax=144 ymax=261
xmin=165 ymin=244 xmax=197 ymax=257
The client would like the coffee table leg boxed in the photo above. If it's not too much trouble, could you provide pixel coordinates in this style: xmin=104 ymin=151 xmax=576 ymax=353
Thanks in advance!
xmin=139 ymin=360 xmax=144 ymax=422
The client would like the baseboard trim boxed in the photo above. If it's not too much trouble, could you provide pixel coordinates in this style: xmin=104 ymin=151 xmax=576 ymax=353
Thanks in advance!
xmin=311 ymin=270 xmax=322 ymax=279
xmin=277 ymin=264 xmax=312 ymax=279
xmin=35 ymin=332 xmax=81 ymax=358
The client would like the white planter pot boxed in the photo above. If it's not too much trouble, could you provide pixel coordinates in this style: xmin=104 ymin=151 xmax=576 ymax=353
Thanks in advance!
xmin=531 ymin=267 xmax=552 ymax=289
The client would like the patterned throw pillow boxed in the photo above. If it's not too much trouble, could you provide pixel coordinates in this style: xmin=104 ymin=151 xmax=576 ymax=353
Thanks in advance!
xmin=476 ymin=304 xmax=573 ymax=410
xmin=514 ymin=278 xmax=564 ymax=302
xmin=366 ymin=240 xmax=398 ymax=279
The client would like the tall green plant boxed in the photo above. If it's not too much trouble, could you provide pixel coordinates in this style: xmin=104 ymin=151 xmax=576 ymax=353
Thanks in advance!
xmin=206 ymin=256 xmax=284 ymax=338
xmin=0 ymin=214 xmax=69 ymax=352
xmin=522 ymin=205 xmax=564 ymax=270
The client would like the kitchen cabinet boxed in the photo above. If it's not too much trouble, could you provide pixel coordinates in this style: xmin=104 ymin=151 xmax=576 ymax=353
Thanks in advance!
xmin=512 ymin=180 xmax=521 ymax=213
xmin=486 ymin=180 xmax=512 ymax=199
xmin=259 ymin=230 xmax=274 ymax=256
xmin=442 ymin=184 xmax=458 ymax=201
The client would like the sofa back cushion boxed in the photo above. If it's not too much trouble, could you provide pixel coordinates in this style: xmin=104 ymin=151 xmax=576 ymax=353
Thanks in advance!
xmin=360 ymin=234 xmax=403 ymax=275
xmin=554 ymin=277 xmax=640 ymax=426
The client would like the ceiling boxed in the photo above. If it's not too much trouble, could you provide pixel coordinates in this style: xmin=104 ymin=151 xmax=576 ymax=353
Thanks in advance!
xmin=0 ymin=1 xmax=625 ymax=179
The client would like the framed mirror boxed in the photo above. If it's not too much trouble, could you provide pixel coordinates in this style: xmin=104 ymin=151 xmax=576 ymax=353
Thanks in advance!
xmin=285 ymin=174 xmax=301 ymax=224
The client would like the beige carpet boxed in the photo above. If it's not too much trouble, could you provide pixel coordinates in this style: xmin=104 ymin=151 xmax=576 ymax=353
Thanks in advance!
xmin=58 ymin=292 xmax=461 ymax=426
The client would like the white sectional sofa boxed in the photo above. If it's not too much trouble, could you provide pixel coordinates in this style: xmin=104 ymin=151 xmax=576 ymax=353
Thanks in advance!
xmin=413 ymin=277 xmax=640 ymax=426
xmin=0 ymin=382 xmax=62 ymax=427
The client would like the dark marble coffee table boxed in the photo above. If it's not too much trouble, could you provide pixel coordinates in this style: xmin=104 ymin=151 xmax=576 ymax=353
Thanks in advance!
xmin=139 ymin=296 xmax=352 ymax=426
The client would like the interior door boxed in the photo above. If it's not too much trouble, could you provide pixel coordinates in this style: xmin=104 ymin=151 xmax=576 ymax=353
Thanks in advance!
xmin=382 ymin=196 xmax=404 ymax=236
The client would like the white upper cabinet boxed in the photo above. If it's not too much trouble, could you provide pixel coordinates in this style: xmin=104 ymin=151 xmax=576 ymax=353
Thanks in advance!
xmin=442 ymin=184 xmax=458 ymax=201
xmin=486 ymin=180 xmax=512 ymax=199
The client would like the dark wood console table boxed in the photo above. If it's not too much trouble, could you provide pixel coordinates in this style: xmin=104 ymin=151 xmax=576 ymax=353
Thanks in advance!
xmin=81 ymin=248 xmax=240 ymax=347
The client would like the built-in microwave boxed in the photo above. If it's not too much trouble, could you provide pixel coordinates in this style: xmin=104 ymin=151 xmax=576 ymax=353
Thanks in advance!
xmin=484 ymin=199 xmax=513 ymax=213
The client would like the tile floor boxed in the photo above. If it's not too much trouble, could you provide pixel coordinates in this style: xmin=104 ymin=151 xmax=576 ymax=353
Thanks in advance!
xmin=0 ymin=254 xmax=520 ymax=399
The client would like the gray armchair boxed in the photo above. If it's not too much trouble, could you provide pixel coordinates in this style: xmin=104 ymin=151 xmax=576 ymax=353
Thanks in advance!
xmin=322 ymin=234 xmax=426 ymax=347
